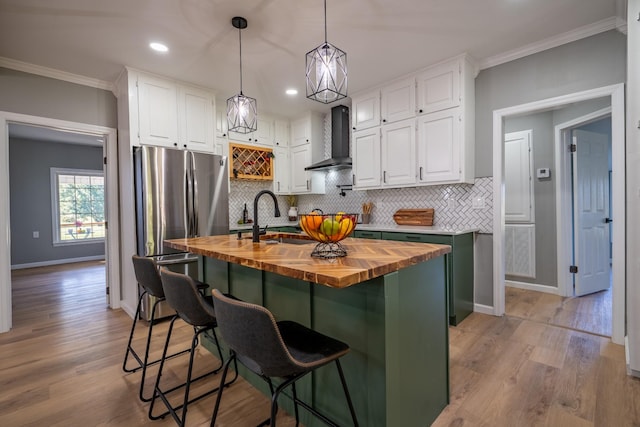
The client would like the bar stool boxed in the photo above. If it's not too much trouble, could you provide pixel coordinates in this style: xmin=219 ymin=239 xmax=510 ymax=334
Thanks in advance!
xmin=210 ymin=289 xmax=359 ymax=427
xmin=123 ymin=255 xmax=208 ymax=402
xmin=149 ymin=269 xmax=235 ymax=427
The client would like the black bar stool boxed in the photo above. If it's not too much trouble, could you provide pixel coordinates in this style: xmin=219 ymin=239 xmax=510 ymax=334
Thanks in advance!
xmin=149 ymin=269 xmax=236 ymax=426
xmin=210 ymin=289 xmax=359 ymax=427
xmin=123 ymin=255 xmax=206 ymax=402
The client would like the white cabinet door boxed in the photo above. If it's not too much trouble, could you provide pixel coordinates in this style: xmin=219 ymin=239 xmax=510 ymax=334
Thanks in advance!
xmin=381 ymin=77 xmax=415 ymax=125
xmin=274 ymin=119 xmax=289 ymax=147
xmin=351 ymin=90 xmax=380 ymax=131
xmin=253 ymin=117 xmax=274 ymax=147
xmin=290 ymin=145 xmax=312 ymax=193
xmin=504 ymin=130 xmax=534 ymax=223
xmin=352 ymin=128 xmax=381 ymax=189
xmin=273 ymin=146 xmax=290 ymax=194
xmin=179 ymin=86 xmax=215 ymax=152
xmin=138 ymin=74 xmax=179 ymax=148
xmin=291 ymin=117 xmax=310 ymax=146
xmin=215 ymin=107 xmax=228 ymax=139
xmin=417 ymin=108 xmax=461 ymax=183
xmin=416 ymin=59 xmax=460 ymax=114
xmin=381 ymin=119 xmax=416 ymax=187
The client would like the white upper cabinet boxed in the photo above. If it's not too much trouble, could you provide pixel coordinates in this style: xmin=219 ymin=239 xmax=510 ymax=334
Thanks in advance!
xmin=137 ymin=74 xmax=179 ymax=148
xmin=253 ymin=116 xmax=274 ymax=147
xmin=290 ymin=145 xmax=325 ymax=194
xmin=381 ymin=118 xmax=416 ymax=187
xmin=417 ymin=108 xmax=461 ymax=184
xmin=133 ymin=69 xmax=216 ymax=153
xmin=381 ymin=77 xmax=416 ymax=125
xmin=352 ymin=128 xmax=381 ymax=189
xmin=291 ymin=116 xmax=311 ymax=146
xmin=416 ymin=58 xmax=461 ymax=115
xmin=351 ymin=90 xmax=380 ymax=131
xmin=273 ymin=145 xmax=291 ymax=194
xmin=215 ymin=107 xmax=228 ymax=139
xmin=179 ymin=85 xmax=215 ymax=152
xmin=274 ymin=119 xmax=290 ymax=147
xmin=350 ymin=54 xmax=475 ymax=189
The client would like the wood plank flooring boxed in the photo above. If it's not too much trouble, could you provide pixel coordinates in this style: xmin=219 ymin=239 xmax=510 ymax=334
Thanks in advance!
xmin=505 ymin=286 xmax=612 ymax=337
xmin=2 ymin=261 xmax=296 ymax=426
xmin=2 ymin=262 xmax=640 ymax=426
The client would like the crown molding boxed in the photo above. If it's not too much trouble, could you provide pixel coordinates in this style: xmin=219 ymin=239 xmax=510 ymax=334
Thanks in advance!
xmin=0 ymin=57 xmax=115 ymax=92
xmin=479 ymin=17 xmax=620 ymax=70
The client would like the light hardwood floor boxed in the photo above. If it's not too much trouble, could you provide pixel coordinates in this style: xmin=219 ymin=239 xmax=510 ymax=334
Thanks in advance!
xmin=3 ymin=262 xmax=640 ymax=426
xmin=505 ymin=286 xmax=612 ymax=337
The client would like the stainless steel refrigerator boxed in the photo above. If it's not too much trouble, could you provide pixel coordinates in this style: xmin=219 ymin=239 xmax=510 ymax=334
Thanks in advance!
xmin=133 ymin=145 xmax=229 ymax=321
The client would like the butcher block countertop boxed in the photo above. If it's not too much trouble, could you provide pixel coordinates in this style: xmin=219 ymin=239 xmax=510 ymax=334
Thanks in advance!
xmin=165 ymin=233 xmax=451 ymax=289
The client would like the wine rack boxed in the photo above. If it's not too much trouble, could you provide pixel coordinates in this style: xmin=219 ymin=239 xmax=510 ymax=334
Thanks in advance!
xmin=229 ymin=142 xmax=274 ymax=181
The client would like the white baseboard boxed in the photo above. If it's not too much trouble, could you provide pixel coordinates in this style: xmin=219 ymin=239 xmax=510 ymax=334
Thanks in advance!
xmin=473 ymin=303 xmax=495 ymax=316
xmin=11 ymin=255 xmax=105 ymax=270
xmin=505 ymin=280 xmax=559 ymax=295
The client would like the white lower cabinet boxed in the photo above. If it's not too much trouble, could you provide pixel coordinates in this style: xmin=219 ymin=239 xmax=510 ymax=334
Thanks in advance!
xmin=381 ymin=119 xmax=416 ymax=187
xmin=417 ymin=108 xmax=461 ymax=184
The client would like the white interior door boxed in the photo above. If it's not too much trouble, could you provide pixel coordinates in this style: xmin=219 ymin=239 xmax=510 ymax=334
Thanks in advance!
xmin=573 ymin=129 xmax=610 ymax=296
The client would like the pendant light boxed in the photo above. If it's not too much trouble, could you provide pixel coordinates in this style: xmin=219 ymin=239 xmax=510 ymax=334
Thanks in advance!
xmin=227 ymin=16 xmax=257 ymax=134
xmin=305 ymin=0 xmax=347 ymax=103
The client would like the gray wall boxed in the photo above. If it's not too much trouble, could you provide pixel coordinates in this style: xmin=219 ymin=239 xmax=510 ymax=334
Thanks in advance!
xmin=473 ymin=29 xmax=625 ymax=306
xmin=0 ymin=68 xmax=117 ymax=127
xmin=9 ymin=138 xmax=105 ymax=265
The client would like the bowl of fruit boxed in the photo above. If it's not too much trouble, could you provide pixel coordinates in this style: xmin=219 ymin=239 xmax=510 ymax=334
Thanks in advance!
xmin=298 ymin=210 xmax=358 ymax=258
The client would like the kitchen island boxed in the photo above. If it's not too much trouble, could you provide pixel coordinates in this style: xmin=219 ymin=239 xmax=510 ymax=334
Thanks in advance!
xmin=165 ymin=233 xmax=451 ymax=427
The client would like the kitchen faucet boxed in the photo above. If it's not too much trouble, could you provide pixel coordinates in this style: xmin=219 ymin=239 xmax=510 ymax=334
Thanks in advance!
xmin=253 ymin=190 xmax=281 ymax=242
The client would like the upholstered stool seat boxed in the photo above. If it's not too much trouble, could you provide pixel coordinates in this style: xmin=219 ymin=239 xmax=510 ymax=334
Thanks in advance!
xmin=210 ymin=289 xmax=359 ymax=427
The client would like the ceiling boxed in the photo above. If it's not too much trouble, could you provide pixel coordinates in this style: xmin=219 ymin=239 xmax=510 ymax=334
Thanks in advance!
xmin=0 ymin=0 xmax=626 ymax=121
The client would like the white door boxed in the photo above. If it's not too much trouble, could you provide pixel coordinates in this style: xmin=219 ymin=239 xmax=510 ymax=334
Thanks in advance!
xmin=573 ymin=129 xmax=610 ymax=296
xmin=381 ymin=118 xmax=416 ymax=187
xmin=504 ymin=130 xmax=534 ymax=223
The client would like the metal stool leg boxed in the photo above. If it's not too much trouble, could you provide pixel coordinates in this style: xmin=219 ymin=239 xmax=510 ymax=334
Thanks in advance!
xmin=122 ymin=290 xmax=147 ymax=373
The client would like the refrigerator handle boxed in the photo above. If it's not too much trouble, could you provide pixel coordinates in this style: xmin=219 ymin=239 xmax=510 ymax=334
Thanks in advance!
xmin=189 ymin=152 xmax=199 ymax=236
xmin=186 ymin=153 xmax=194 ymax=237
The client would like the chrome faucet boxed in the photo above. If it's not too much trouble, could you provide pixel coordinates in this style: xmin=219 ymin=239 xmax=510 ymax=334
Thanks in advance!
xmin=253 ymin=190 xmax=281 ymax=242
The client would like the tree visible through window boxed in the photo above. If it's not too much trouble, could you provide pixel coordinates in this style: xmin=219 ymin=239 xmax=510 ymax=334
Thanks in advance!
xmin=51 ymin=168 xmax=105 ymax=244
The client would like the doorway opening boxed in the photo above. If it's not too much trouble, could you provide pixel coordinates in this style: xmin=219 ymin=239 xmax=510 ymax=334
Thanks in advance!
xmin=0 ymin=112 xmax=120 ymax=333
xmin=492 ymin=84 xmax=625 ymax=345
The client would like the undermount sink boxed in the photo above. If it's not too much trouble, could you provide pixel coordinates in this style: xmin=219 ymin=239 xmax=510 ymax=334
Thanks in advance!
xmin=242 ymin=233 xmax=315 ymax=245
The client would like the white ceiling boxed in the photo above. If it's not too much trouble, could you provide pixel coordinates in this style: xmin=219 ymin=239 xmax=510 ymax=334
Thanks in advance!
xmin=0 ymin=0 xmax=626 ymax=120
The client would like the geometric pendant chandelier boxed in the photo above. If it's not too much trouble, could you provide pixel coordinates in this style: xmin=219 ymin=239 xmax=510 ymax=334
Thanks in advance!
xmin=227 ymin=16 xmax=257 ymax=133
xmin=305 ymin=0 xmax=347 ymax=103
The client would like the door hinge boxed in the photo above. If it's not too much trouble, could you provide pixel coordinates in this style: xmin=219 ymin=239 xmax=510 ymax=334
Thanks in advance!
xmin=104 ymin=221 xmax=108 ymax=230
xmin=103 ymin=156 xmax=107 ymax=165
xmin=569 ymin=265 xmax=578 ymax=274
xmin=106 ymin=286 xmax=110 ymax=295
xmin=569 ymin=143 xmax=577 ymax=152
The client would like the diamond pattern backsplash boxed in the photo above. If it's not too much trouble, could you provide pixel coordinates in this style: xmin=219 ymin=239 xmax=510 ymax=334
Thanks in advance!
xmin=228 ymin=112 xmax=493 ymax=234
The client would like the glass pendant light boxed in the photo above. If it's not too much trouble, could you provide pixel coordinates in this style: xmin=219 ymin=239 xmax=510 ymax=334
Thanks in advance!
xmin=227 ymin=16 xmax=257 ymax=133
xmin=305 ymin=0 xmax=347 ymax=104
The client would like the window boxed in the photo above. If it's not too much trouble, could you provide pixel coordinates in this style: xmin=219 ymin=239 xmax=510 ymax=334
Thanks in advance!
xmin=51 ymin=168 xmax=105 ymax=245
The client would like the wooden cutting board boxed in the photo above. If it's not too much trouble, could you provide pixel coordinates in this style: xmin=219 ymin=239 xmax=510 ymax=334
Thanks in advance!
xmin=393 ymin=208 xmax=434 ymax=226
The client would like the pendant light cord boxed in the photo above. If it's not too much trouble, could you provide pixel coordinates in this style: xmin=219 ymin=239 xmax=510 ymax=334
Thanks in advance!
xmin=238 ymin=25 xmax=244 ymax=95
xmin=324 ymin=0 xmax=328 ymax=43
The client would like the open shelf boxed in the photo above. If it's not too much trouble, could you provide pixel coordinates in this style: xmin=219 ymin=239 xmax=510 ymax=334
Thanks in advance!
xmin=229 ymin=142 xmax=274 ymax=181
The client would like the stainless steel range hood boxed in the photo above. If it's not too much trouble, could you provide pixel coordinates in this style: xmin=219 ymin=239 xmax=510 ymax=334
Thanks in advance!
xmin=305 ymin=105 xmax=351 ymax=171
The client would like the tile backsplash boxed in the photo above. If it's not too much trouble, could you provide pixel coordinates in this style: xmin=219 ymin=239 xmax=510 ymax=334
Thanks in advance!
xmin=228 ymin=112 xmax=493 ymax=234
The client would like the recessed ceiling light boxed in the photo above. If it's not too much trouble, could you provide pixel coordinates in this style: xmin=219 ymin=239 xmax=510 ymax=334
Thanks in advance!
xmin=286 ymin=89 xmax=298 ymax=96
xmin=149 ymin=42 xmax=169 ymax=53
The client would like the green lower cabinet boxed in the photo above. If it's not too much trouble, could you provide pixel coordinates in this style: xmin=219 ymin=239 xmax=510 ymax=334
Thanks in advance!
xmin=380 ymin=231 xmax=474 ymax=326
xmin=202 ymin=257 xmax=449 ymax=427
xmin=353 ymin=230 xmax=382 ymax=239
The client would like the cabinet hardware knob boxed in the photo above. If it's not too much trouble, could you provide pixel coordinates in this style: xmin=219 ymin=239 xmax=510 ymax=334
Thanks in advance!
xmin=383 ymin=171 xmax=387 ymax=183
xmin=173 ymin=142 xmax=178 ymax=146
xmin=382 ymin=119 xmax=386 ymax=123
xmin=419 ymin=166 xmax=423 ymax=180
xmin=352 ymin=127 xmax=356 ymax=130
xmin=419 ymin=109 xmax=423 ymax=113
